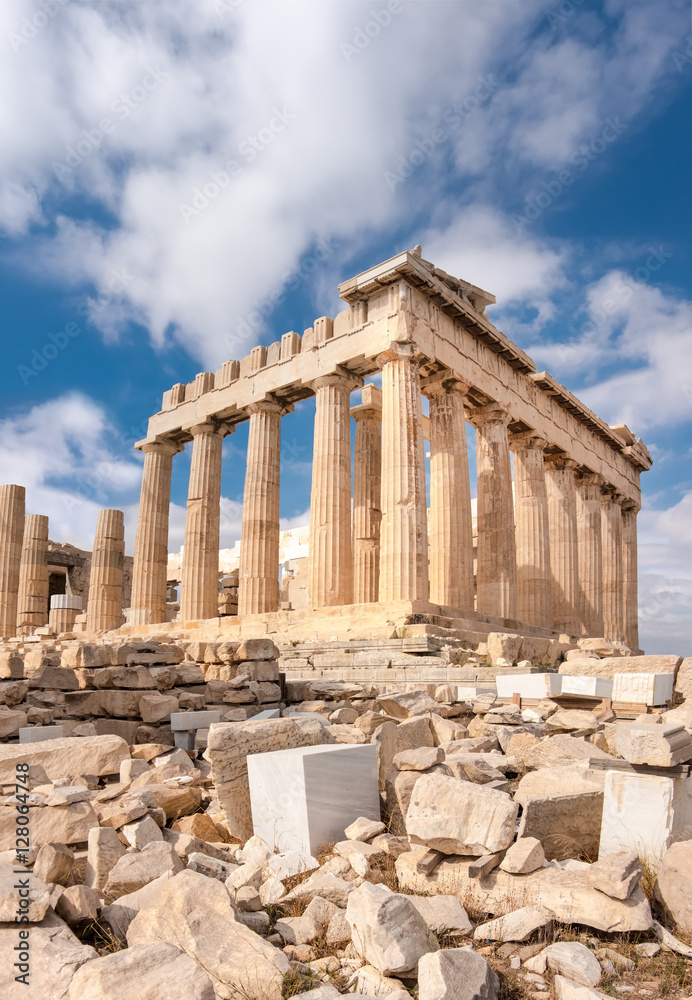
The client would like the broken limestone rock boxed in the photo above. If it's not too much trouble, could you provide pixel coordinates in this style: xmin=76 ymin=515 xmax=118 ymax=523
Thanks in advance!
xmin=127 ymin=870 xmax=289 ymax=999
xmin=55 ymin=884 xmax=101 ymax=926
xmin=655 ymin=840 xmax=692 ymax=937
xmin=0 ymin=800 xmax=99 ymax=852
xmin=587 ymin=851 xmax=643 ymax=900
xmin=33 ymin=842 xmax=75 ymax=886
xmin=499 ymin=837 xmax=545 ymax=874
xmin=345 ymin=880 xmax=434 ymax=976
xmin=344 ymin=815 xmax=386 ymax=842
xmin=0 ymin=863 xmax=51 ymax=922
xmin=418 ymin=947 xmax=500 ymax=1000
xmin=377 ymin=690 xmax=441 ymax=720
xmin=473 ymin=905 xmax=552 ymax=943
xmin=406 ymin=773 xmax=518 ymax=856
xmin=104 ymin=841 xmax=184 ymax=899
xmin=68 ymin=941 xmax=215 ymax=1000
xmin=0 ymin=734 xmax=129 ymax=785
xmin=394 ymin=746 xmax=445 ymax=771
xmin=615 ymin=722 xmax=692 ymax=766
xmin=408 ymin=894 xmax=473 ymax=937
xmin=533 ymin=941 xmax=602 ymax=988
xmin=553 ymin=975 xmax=611 ymax=1000
xmin=0 ymin=910 xmax=97 ymax=1000
xmin=85 ymin=825 xmax=127 ymax=891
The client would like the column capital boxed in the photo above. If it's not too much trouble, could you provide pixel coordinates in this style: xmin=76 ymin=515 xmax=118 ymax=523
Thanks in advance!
xmin=544 ymin=453 xmax=579 ymax=472
xmin=621 ymin=498 xmax=641 ymax=514
xmin=600 ymin=484 xmax=625 ymax=504
xmin=189 ymin=419 xmax=235 ymax=439
xmin=141 ymin=438 xmax=184 ymax=457
xmin=467 ymin=402 xmax=511 ymax=428
xmin=576 ymin=469 xmax=604 ymax=489
xmin=245 ymin=396 xmax=294 ymax=418
xmin=375 ymin=341 xmax=422 ymax=368
xmin=420 ymin=371 xmax=470 ymax=398
xmin=509 ymin=429 xmax=547 ymax=452
xmin=351 ymin=385 xmax=383 ymax=422
xmin=311 ymin=368 xmax=364 ymax=394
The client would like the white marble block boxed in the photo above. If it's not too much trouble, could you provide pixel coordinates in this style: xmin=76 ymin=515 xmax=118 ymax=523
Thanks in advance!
xmin=252 ymin=708 xmax=281 ymax=720
xmin=170 ymin=710 xmax=220 ymax=731
xmin=612 ymin=673 xmax=675 ymax=706
xmin=559 ymin=675 xmax=613 ymax=699
xmin=599 ymin=770 xmax=692 ymax=864
xmin=495 ymin=673 xmax=562 ymax=700
xmin=19 ymin=725 xmax=65 ymax=743
xmin=247 ymin=743 xmax=380 ymax=857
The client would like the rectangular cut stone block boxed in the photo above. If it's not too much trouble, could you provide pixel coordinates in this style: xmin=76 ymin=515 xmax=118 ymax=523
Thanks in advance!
xmin=495 ymin=674 xmax=562 ymax=700
xmin=170 ymin=710 xmax=221 ymax=731
xmin=19 ymin=725 xmax=65 ymax=743
xmin=615 ymin=722 xmax=692 ymax=766
xmin=247 ymin=743 xmax=380 ymax=857
xmin=559 ymin=675 xmax=613 ymax=699
xmin=174 ymin=732 xmax=195 ymax=750
xmin=253 ymin=708 xmax=281 ymax=720
xmin=612 ymin=673 xmax=675 ymax=706
xmin=0 ymin=734 xmax=129 ymax=785
xmin=599 ymin=770 xmax=692 ymax=864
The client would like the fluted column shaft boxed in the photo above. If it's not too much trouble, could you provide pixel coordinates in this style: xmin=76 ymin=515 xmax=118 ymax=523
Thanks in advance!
xmin=510 ymin=433 xmax=551 ymax=628
xmin=238 ymin=399 xmax=287 ymax=616
xmin=471 ymin=404 xmax=516 ymax=619
xmin=17 ymin=514 xmax=49 ymax=635
xmin=622 ymin=502 xmax=640 ymax=651
xmin=180 ymin=421 xmax=227 ymax=621
xmin=86 ymin=509 xmax=124 ymax=633
xmin=424 ymin=377 xmax=473 ymax=610
xmin=308 ymin=371 xmax=361 ymax=607
xmin=0 ymin=485 xmax=25 ymax=638
xmin=545 ymin=456 xmax=580 ymax=636
xmin=351 ymin=386 xmax=382 ymax=604
xmin=576 ymin=472 xmax=604 ymax=637
xmin=131 ymin=440 xmax=179 ymax=625
xmin=378 ymin=344 xmax=429 ymax=603
xmin=601 ymin=488 xmax=625 ymax=642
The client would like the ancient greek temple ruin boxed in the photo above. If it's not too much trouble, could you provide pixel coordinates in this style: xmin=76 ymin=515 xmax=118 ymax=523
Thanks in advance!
xmin=0 ymin=248 xmax=651 ymax=647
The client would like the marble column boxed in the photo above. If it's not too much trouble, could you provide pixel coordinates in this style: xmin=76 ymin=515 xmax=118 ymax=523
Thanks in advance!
xmin=423 ymin=375 xmax=474 ymax=611
xmin=601 ymin=487 xmax=625 ymax=643
xmin=16 ymin=514 xmax=49 ymax=635
xmin=180 ymin=421 xmax=229 ymax=622
xmin=545 ymin=455 xmax=580 ymax=636
xmin=510 ymin=432 xmax=551 ymax=628
xmin=0 ymin=485 xmax=25 ymax=638
xmin=130 ymin=439 xmax=180 ymax=626
xmin=307 ymin=370 xmax=362 ymax=608
xmin=238 ymin=398 xmax=290 ymax=616
xmin=471 ymin=404 xmax=516 ymax=620
xmin=377 ymin=343 xmax=429 ymax=604
xmin=86 ymin=509 xmax=124 ymax=633
xmin=351 ymin=385 xmax=382 ymax=605
xmin=622 ymin=500 xmax=640 ymax=651
xmin=575 ymin=471 xmax=604 ymax=637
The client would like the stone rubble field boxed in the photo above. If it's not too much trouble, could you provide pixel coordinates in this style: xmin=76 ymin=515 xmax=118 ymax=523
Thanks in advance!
xmin=0 ymin=635 xmax=691 ymax=999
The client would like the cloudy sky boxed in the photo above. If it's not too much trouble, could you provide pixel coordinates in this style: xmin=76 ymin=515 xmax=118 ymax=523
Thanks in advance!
xmin=0 ymin=0 xmax=690 ymax=653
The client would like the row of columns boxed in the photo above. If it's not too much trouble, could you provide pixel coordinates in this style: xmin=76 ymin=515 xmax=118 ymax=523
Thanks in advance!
xmin=129 ymin=343 xmax=640 ymax=648
xmin=0 ymin=483 xmax=126 ymax=637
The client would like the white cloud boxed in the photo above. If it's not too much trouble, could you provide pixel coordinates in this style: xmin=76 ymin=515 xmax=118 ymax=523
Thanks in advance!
xmin=0 ymin=0 xmax=687 ymax=370
xmin=638 ymin=493 xmax=692 ymax=655
xmin=0 ymin=392 xmax=142 ymax=550
xmin=528 ymin=268 xmax=692 ymax=431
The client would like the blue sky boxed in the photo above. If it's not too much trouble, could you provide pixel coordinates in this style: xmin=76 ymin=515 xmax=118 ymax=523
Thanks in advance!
xmin=0 ymin=0 xmax=690 ymax=653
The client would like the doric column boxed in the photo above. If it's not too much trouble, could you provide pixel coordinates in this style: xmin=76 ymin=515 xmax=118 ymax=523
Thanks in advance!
xmin=307 ymin=370 xmax=362 ymax=607
xmin=601 ymin=486 xmax=625 ymax=642
xmin=510 ymin=432 xmax=551 ymax=628
xmin=621 ymin=500 xmax=640 ymax=651
xmin=422 ymin=374 xmax=473 ymax=610
xmin=470 ymin=404 xmax=516 ymax=619
xmin=238 ymin=397 xmax=291 ymax=616
xmin=575 ymin=471 xmax=604 ymax=637
xmin=351 ymin=385 xmax=382 ymax=605
xmin=86 ymin=509 xmax=125 ymax=633
xmin=180 ymin=421 xmax=229 ymax=622
xmin=377 ymin=344 xmax=429 ymax=604
xmin=17 ymin=514 xmax=49 ymax=636
xmin=130 ymin=439 xmax=181 ymax=625
xmin=0 ymin=485 xmax=25 ymax=638
xmin=545 ymin=455 xmax=580 ymax=636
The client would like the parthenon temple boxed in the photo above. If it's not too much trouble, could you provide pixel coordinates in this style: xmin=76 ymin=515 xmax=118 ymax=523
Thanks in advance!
xmin=0 ymin=248 xmax=651 ymax=648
